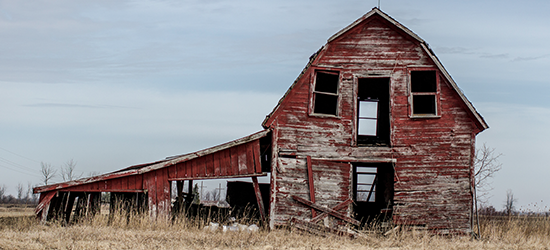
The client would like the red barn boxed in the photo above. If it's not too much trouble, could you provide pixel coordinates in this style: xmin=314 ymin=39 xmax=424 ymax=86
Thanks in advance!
xmin=34 ymin=8 xmax=486 ymax=234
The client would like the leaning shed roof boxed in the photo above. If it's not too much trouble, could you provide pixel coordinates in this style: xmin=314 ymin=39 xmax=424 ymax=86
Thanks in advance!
xmin=33 ymin=129 xmax=270 ymax=194
xmin=262 ymin=7 xmax=488 ymax=131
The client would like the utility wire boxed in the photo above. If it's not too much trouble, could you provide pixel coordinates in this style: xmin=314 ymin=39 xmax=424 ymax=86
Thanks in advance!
xmin=0 ymin=146 xmax=40 ymax=163
xmin=0 ymin=156 xmax=38 ymax=173
xmin=0 ymin=163 xmax=41 ymax=178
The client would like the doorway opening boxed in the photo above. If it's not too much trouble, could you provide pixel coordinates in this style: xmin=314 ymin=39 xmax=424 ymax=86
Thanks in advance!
xmin=352 ymin=162 xmax=394 ymax=227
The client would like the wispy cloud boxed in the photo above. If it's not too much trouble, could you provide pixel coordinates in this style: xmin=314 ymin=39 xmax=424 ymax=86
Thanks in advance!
xmin=480 ymin=53 xmax=509 ymax=59
xmin=512 ymin=54 xmax=550 ymax=62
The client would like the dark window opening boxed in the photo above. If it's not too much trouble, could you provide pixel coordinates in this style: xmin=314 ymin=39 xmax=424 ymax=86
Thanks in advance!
xmin=357 ymin=78 xmax=390 ymax=146
xmin=411 ymin=71 xmax=436 ymax=92
xmin=313 ymin=71 xmax=339 ymax=115
xmin=353 ymin=163 xmax=394 ymax=227
xmin=411 ymin=70 xmax=437 ymax=116
xmin=413 ymin=95 xmax=436 ymax=114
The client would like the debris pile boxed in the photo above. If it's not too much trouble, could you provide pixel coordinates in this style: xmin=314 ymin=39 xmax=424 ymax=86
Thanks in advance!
xmin=203 ymin=218 xmax=260 ymax=233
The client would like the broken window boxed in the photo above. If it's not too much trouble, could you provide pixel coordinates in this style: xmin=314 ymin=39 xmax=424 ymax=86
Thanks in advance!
xmin=410 ymin=70 xmax=438 ymax=116
xmin=355 ymin=166 xmax=377 ymax=202
xmin=357 ymin=78 xmax=390 ymax=146
xmin=312 ymin=71 xmax=339 ymax=116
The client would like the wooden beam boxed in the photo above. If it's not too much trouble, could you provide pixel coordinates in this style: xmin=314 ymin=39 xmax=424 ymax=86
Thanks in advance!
xmin=290 ymin=218 xmax=356 ymax=238
xmin=306 ymin=156 xmax=316 ymax=218
xmin=252 ymin=176 xmax=266 ymax=221
xmin=168 ymin=172 xmax=267 ymax=181
xmin=310 ymin=199 xmax=352 ymax=223
xmin=292 ymin=195 xmax=360 ymax=226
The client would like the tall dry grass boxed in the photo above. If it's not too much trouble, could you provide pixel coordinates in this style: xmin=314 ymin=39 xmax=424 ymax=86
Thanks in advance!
xmin=1 ymin=209 xmax=550 ymax=249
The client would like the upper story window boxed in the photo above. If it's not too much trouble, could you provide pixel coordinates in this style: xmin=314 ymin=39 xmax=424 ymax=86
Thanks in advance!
xmin=357 ymin=78 xmax=390 ymax=146
xmin=410 ymin=70 xmax=439 ymax=117
xmin=312 ymin=71 xmax=339 ymax=116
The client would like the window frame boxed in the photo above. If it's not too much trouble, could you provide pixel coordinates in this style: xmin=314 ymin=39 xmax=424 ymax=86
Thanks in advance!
xmin=408 ymin=67 xmax=441 ymax=118
xmin=310 ymin=70 xmax=341 ymax=117
xmin=354 ymin=165 xmax=377 ymax=203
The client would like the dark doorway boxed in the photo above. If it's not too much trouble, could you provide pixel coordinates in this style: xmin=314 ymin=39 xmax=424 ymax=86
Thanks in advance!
xmin=357 ymin=77 xmax=390 ymax=146
xmin=352 ymin=162 xmax=394 ymax=227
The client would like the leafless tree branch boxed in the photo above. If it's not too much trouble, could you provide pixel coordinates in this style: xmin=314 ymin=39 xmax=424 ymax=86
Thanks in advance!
xmin=61 ymin=159 xmax=82 ymax=181
xmin=40 ymin=162 xmax=57 ymax=185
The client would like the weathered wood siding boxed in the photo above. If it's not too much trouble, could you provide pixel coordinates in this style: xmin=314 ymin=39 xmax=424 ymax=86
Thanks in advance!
xmin=271 ymin=158 xmax=350 ymax=227
xmin=266 ymin=16 xmax=477 ymax=233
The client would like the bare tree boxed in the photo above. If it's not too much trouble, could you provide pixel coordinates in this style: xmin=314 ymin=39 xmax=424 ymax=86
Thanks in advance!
xmin=61 ymin=159 xmax=82 ymax=181
xmin=0 ymin=185 xmax=6 ymax=203
xmin=474 ymin=143 xmax=503 ymax=200
xmin=17 ymin=183 xmax=24 ymax=203
xmin=41 ymin=162 xmax=57 ymax=185
xmin=504 ymin=189 xmax=516 ymax=216
xmin=472 ymin=143 xmax=502 ymax=238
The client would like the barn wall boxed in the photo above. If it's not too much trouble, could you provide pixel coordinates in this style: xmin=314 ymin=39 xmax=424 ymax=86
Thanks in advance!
xmin=271 ymin=158 xmax=350 ymax=227
xmin=267 ymin=16 xmax=475 ymax=233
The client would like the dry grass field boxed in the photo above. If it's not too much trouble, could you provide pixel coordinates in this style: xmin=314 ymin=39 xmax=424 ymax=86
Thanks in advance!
xmin=1 ymin=206 xmax=549 ymax=249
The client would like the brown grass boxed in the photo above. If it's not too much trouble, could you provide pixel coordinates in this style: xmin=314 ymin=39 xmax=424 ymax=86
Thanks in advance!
xmin=1 ymin=208 xmax=550 ymax=249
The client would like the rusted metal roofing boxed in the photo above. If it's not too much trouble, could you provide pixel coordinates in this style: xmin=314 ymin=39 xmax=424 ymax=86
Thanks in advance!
xmin=33 ymin=129 xmax=270 ymax=194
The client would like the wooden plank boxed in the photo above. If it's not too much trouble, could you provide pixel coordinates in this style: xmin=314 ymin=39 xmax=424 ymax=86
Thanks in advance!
xmin=221 ymin=149 xmax=229 ymax=176
xmin=112 ymin=178 xmax=122 ymax=190
xmin=292 ymin=195 xmax=360 ymax=226
xmin=246 ymin=142 xmax=255 ymax=174
xmin=168 ymin=172 xmax=267 ymax=181
xmin=230 ymin=146 xmax=239 ymax=176
xmin=146 ymin=172 xmax=157 ymax=218
xmin=168 ymin=165 xmax=177 ymax=179
xmin=252 ymin=176 xmax=266 ymax=221
xmin=213 ymin=151 xmax=221 ymax=176
xmin=196 ymin=156 xmax=206 ymax=177
xmin=253 ymin=140 xmax=262 ymax=173
xmin=290 ymin=218 xmax=356 ymax=238
xmin=128 ymin=175 xmax=136 ymax=190
xmin=120 ymin=176 xmax=128 ymax=190
xmin=205 ymin=154 xmax=214 ymax=177
xmin=306 ymin=156 xmax=316 ymax=218
xmin=238 ymin=144 xmax=248 ymax=175
xmin=157 ymin=168 xmax=171 ymax=219
xmin=311 ymin=199 xmax=352 ymax=223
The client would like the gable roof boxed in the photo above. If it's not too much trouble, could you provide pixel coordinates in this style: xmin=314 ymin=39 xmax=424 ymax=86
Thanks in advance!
xmin=262 ymin=7 xmax=488 ymax=131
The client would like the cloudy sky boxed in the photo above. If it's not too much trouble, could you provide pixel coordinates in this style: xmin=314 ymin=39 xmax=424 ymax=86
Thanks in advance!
xmin=0 ymin=0 xmax=549 ymax=210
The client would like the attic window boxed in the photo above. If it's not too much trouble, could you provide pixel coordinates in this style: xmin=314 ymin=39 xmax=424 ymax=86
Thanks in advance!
xmin=312 ymin=71 xmax=339 ymax=116
xmin=410 ymin=70 xmax=439 ymax=117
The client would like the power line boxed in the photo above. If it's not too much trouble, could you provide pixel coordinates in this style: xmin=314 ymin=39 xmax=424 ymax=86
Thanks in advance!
xmin=0 ymin=146 xmax=40 ymax=163
xmin=0 ymin=156 xmax=37 ymax=173
xmin=0 ymin=163 xmax=41 ymax=178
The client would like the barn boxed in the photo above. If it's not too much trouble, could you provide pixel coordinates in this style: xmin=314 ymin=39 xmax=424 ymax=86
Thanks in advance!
xmin=34 ymin=8 xmax=487 ymax=234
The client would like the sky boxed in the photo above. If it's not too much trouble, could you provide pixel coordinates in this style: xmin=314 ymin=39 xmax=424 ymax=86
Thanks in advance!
xmin=0 ymin=0 xmax=549 ymax=211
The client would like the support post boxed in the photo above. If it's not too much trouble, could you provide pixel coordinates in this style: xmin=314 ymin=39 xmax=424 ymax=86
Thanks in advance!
xmin=176 ymin=180 xmax=184 ymax=213
xmin=64 ymin=192 xmax=76 ymax=224
xmin=251 ymin=176 xmax=266 ymax=221
xmin=306 ymin=156 xmax=316 ymax=218
xmin=187 ymin=180 xmax=194 ymax=204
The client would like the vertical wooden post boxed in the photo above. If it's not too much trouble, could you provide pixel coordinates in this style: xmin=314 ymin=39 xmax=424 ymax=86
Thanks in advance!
xmin=64 ymin=192 xmax=76 ymax=224
xmin=306 ymin=156 xmax=316 ymax=218
xmin=251 ymin=176 xmax=266 ymax=221
xmin=176 ymin=180 xmax=184 ymax=212
xmin=187 ymin=180 xmax=194 ymax=204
